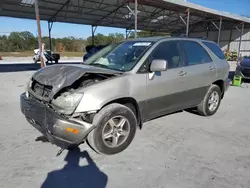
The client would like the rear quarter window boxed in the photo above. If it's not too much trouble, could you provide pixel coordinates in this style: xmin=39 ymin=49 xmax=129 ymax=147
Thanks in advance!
xmin=202 ymin=41 xmax=226 ymax=60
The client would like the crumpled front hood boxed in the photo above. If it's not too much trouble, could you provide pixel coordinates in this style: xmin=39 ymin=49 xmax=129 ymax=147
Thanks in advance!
xmin=31 ymin=64 xmax=122 ymax=99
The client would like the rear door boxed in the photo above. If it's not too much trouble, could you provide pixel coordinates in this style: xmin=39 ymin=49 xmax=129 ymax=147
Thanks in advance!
xmin=179 ymin=40 xmax=217 ymax=105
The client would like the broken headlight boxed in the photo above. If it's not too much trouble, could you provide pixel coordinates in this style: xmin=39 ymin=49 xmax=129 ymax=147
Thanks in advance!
xmin=52 ymin=92 xmax=83 ymax=114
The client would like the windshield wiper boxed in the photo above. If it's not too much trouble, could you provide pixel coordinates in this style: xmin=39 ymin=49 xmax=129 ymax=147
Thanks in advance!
xmin=90 ymin=63 xmax=110 ymax=69
xmin=89 ymin=63 xmax=124 ymax=72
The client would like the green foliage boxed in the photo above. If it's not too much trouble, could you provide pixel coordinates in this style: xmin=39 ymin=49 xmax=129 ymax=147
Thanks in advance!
xmin=0 ymin=31 xmax=37 ymax=52
xmin=0 ymin=30 xmax=169 ymax=52
xmin=86 ymin=33 xmax=125 ymax=46
xmin=129 ymin=30 xmax=170 ymax=38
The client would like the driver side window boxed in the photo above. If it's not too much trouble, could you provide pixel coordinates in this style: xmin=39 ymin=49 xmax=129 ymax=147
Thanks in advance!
xmin=152 ymin=41 xmax=182 ymax=69
xmin=138 ymin=40 xmax=182 ymax=73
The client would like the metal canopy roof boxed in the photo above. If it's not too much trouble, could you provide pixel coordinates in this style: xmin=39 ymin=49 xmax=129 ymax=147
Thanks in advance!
xmin=1 ymin=0 xmax=250 ymax=34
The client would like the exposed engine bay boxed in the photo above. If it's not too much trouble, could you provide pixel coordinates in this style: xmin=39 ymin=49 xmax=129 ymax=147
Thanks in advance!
xmin=28 ymin=71 xmax=117 ymax=117
xmin=70 ymin=72 xmax=113 ymax=89
xmin=31 ymin=72 xmax=114 ymax=99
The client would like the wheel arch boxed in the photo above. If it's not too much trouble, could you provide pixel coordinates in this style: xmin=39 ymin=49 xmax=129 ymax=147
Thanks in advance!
xmin=102 ymin=97 xmax=143 ymax=129
xmin=212 ymin=80 xmax=225 ymax=99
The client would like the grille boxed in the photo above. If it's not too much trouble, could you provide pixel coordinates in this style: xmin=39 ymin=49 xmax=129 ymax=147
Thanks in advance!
xmin=32 ymin=81 xmax=52 ymax=99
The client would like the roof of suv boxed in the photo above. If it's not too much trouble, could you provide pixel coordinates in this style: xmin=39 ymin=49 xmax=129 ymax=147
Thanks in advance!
xmin=127 ymin=36 xmax=213 ymax=43
xmin=127 ymin=36 xmax=168 ymax=42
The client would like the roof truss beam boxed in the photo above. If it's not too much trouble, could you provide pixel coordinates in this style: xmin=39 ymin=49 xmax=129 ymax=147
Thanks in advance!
xmin=49 ymin=0 xmax=70 ymax=22
xmin=1 ymin=0 xmax=250 ymax=35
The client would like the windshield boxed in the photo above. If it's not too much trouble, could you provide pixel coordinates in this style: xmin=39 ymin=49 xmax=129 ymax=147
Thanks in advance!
xmin=83 ymin=41 xmax=153 ymax=71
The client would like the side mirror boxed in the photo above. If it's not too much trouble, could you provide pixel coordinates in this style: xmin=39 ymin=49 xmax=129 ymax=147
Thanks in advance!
xmin=150 ymin=59 xmax=168 ymax=72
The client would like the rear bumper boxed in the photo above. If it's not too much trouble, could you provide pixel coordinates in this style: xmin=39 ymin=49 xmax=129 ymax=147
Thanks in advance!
xmin=20 ymin=93 xmax=94 ymax=149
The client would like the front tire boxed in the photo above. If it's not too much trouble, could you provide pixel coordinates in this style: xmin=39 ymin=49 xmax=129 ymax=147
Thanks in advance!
xmin=87 ymin=103 xmax=137 ymax=155
xmin=197 ymin=84 xmax=222 ymax=116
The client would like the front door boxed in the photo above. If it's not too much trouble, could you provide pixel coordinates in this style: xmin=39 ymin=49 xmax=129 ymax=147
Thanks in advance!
xmin=145 ymin=40 xmax=188 ymax=119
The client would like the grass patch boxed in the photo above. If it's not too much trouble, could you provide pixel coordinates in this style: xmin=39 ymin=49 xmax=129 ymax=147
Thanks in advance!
xmin=0 ymin=51 xmax=33 ymax=57
xmin=60 ymin=51 xmax=84 ymax=57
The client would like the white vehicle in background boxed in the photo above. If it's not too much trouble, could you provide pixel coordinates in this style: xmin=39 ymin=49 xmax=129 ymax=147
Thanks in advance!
xmin=33 ymin=44 xmax=60 ymax=64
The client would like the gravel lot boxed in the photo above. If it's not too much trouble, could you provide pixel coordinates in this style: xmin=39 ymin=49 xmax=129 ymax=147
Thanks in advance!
xmin=1 ymin=60 xmax=250 ymax=188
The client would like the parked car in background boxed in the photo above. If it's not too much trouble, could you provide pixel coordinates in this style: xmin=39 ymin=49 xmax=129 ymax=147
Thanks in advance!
xmin=83 ymin=45 xmax=107 ymax=62
xmin=20 ymin=36 xmax=230 ymax=155
xmin=33 ymin=47 xmax=60 ymax=64
xmin=235 ymin=58 xmax=250 ymax=79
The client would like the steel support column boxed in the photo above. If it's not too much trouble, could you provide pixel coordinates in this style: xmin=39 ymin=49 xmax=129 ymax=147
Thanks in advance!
xmin=125 ymin=29 xmax=132 ymax=39
xmin=134 ymin=0 xmax=138 ymax=38
xmin=91 ymin=26 xmax=97 ymax=45
xmin=179 ymin=9 xmax=190 ymax=37
xmin=186 ymin=8 xmax=190 ymax=36
xmin=217 ymin=17 xmax=222 ymax=45
xmin=35 ymin=0 xmax=45 ymax=67
xmin=48 ymin=21 xmax=53 ymax=52
xmin=237 ymin=22 xmax=244 ymax=62
xmin=228 ymin=28 xmax=233 ymax=51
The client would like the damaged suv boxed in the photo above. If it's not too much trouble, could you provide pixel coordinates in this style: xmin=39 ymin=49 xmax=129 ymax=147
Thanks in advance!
xmin=20 ymin=37 xmax=230 ymax=155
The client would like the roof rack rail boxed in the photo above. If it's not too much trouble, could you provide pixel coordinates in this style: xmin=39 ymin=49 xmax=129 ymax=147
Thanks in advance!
xmin=180 ymin=34 xmax=207 ymax=40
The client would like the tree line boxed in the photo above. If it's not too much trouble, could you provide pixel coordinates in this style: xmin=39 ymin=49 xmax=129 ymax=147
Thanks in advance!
xmin=0 ymin=30 xmax=169 ymax=52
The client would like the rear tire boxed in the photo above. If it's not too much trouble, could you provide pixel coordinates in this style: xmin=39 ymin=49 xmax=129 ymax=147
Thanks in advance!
xmin=87 ymin=103 xmax=137 ymax=155
xmin=197 ymin=84 xmax=222 ymax=116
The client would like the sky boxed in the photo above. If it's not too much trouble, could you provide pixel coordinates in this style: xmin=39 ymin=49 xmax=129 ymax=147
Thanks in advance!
xmin=0 ymin=0 xmax=249 ymax=39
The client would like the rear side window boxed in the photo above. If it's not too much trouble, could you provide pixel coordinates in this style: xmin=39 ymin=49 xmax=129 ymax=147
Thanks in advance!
xmin=202 ymin=41 xmax=226 ymax=59
xmin=182 ymin=41 xmax=212 ymax=66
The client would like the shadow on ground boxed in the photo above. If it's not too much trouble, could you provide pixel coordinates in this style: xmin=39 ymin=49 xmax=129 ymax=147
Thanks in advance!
xmin=41 ymin=148 xmax=108 ymax=188
xmin=0 ymin=62 xmax=81 ymax=73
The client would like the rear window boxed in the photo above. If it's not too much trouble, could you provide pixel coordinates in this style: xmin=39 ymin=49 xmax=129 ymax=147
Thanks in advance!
xmin=202 ymin=41 xmax=226 ymax=60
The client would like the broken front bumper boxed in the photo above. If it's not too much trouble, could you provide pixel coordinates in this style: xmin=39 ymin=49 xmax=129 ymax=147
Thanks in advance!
xmin=20 ymin=93 xmax=95 ymax=149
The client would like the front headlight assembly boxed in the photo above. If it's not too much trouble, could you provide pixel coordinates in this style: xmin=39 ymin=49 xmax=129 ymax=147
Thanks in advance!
xmin=52 ymin=92 xmax=83 ymax=114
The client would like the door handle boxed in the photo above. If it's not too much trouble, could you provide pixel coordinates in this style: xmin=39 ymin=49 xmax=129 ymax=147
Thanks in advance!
xmin=210 ymin=66 xmax=215 ymax=71
xmin=178 ymin=71 xmax=187 ymax=76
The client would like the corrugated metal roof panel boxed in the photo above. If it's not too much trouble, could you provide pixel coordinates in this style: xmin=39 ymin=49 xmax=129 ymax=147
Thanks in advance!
xmin=0 ymin=0 xmax=249 ymax=33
